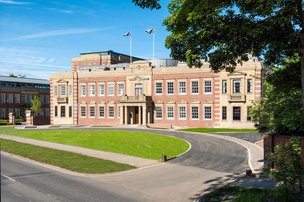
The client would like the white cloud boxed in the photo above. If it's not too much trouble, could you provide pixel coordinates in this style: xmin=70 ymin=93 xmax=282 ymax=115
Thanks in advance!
xmin=0 ymin=0 xmax=32 ymax=5
xmin=15 ymin=26 xmax=117 ymax=40
xmin=46 ymin=7 xmax=74 ymax=14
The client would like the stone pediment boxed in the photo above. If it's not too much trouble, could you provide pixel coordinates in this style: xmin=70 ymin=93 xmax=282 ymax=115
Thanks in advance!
xmin=57 ymin=79 xmax=68 ymax=83
xmin=129 ymin=75 xmax=150 ymax=81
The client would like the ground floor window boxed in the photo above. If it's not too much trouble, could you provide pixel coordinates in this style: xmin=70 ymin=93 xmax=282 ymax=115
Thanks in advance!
xmin=90 ymin=106 xmax=95 ymax=118
xmin=69 ymin=106 xmax=72 ymax=117
xmin=60 ymin=106 xmax=65 ymax=117
xmin=222 ymin=106 xmax=227 ymax=120
xmin=81 ymin=106 xmax=86 ymax=117
xmin=99 ymin=106 xmax=105 ymax=118
xmin=54 ymin=106 xmax=58 ymax=117
xmin=155 ymin=106 xmax=162 ymax=119
xmin=191 ymin=106 xmax=199 ymax=120
xmin=247 ymin=107 xmax=252 ymax=121
xmin=179 ymin=106 xmax=186 ymax=119
xmin=204 ymin=106 xmax=212 ymax=120
xmin=167 ymin=106 xmax=174 ymax=119
xmin=108 ymin=106 xmax=114 ymax=118
xmin=233 ymin=107 xmax=241 ymax=121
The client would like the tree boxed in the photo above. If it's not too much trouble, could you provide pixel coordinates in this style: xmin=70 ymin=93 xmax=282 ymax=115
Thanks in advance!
xmin=30 ymin=96 xmax=42 ymax=116
xmin=133 ymin=0 xmax=304 ymax=111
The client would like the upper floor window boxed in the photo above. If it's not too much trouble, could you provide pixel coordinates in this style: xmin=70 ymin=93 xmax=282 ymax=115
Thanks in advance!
xmin=54 ymin=85 xmax=58 ymax=97
xmin=204 ymin=80 xmax=212 ymax=94
xmin=108 ymin=83 xmax=114 ymax=96
xmin=118 ymin=83 xmax=124 ymax=96
xmin=99 ymin=84 xmax=105 ymax=96
xmin=89 ymin=84 xmax=95 ymax=96
xmin=15 ymin=94 xmax=20 ymax=104
xmin=191 ymin=81 xmax=199 ymax=94
xmin=233 ymin=79 xmax=241 ymax=93
xmin=7 ymin=93 xmax=13 ymax=103
xmin=80 ymin=84 xmax=86 ymax=96
xmin=155 ymin=106 xmax=162 ymax=119
xmin=247 ymin=79 xmax=253 ymax=93
xmin=222 ymin=80 xmax=227 ymax=94
xmin=179 ymin=81 xmax=186 ymax=94
xmin=155 ymin=82 xmax=162 ymax=95
xmin=68 ymin=85 xmax=73 ymax=97
xmin=167 ymin=82 xmax=174 ymax=95
xmin=135 ymin=83 xmax=143 ymax=96
xmin=60 ymin=85 xmax=66 ymax=97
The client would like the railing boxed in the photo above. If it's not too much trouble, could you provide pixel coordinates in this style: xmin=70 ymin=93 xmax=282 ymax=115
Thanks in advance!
xmin=57 ymin=97 xmax=68 ymax=103
xmin=120 ymin=95 xmax=147 ymax=102
xmin=228 ymin=94 xmax=246 ymax=102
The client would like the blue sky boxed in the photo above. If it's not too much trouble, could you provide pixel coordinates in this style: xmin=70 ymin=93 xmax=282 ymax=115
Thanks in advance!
xmin=0 ymin=0 xmax=171 ymax=79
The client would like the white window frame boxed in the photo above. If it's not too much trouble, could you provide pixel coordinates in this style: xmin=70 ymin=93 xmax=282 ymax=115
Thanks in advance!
xmin=118 ymin=83 xmax=125 ymax=96
xmin=80 ymin=84 xmax=86 ymax=97
xmin=178 ymin=81 xmax=186 ymax=94
xmin=68 ymin=85 xmax=72 ymax=97
xmin=222 ymin=80 xmax=227 ymax=94
xmin=155 ymin=81 xmax=163 ymax=95
xmin=247 ymin=79 xmax=253 ymax=93
xmin=233 ymin=79 xmax=241 ymax=93
xmin=80 ymin=106 xmax=86 ymax=118
xmin=54 ymin=85 xmax=58 ymax=97
xmin=178 ymin=105 xmax=187 ymax=120
xmin=89 ymin=106 xmax=95 ymax=118
xmin=191 ymin=106 xmax=199 ymax=120
xmin=204 ymin=106 xmax=212 ymax=120
xmin=89 ymin=84 xmax=95 ymax=96
xmin=98 ymin=83 xmax=105 ymax=96
xmin=155 ymin=106 xmax=162 ymax=119
xmin=99 ymin=106 xmax=105 ymax=118
xmin=166 ymin=105 xmax=174 ymax=119
xmin=204 ymin=80 xmax=212 ymax=94
xmin=108 ymin=83 xmax=114 ymax=96
xmin=60 ymin=85 xmax=66 ymax=97
xmin=167 ymin=81 xmax=174 ymax=95
xmin=108 ymin=106 xmax=115 ymax=118
xmin=191 ymin=80 xmax=199 ymax=94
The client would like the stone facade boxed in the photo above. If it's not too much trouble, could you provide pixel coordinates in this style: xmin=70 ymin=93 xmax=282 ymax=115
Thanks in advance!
xmin=50 ymin=51 xmax=263 ymax=128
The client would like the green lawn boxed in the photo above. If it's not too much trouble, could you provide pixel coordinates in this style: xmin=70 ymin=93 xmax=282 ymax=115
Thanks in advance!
xmin=0 ymin=126 xmax=15 ymax=130
xmin=180 ymin=128 xmax=257 ymax=133
xmin=5 ymin=130 xmax=189 ymax=160
xmin=0 ymin=138 xmax=134 ymax=173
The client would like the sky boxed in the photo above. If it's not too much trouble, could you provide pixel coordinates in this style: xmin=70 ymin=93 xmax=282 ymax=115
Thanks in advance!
xmin=0 ymin=0 xmax=172 ymax=79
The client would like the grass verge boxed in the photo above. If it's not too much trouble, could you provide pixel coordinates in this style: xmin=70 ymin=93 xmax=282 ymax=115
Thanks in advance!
xmin=202 ymin=186 xmax=296 ymax=202
xmin=180 ymin=128 xmax=257 ymax=133
xmin=0 ymin=126 xmax=15 ymax=130
xmin=0 ymin=138 xmax=134 ymax=173
xmin=5 ymin=130 xmax=189 ymax=160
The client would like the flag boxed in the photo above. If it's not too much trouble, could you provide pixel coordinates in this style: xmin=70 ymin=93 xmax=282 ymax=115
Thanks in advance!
xmin=124 ymin=31 xmax=131 ymax=36
xmin=145 ymin=28 xmax=154 ymax=34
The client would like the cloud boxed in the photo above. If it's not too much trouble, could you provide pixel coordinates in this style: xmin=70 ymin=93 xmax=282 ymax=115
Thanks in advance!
xmin=0 ymin=0 xmax=32 ymax=5
xmin=46 ymin=7 xmax=74 ymax=14
xmin=15 ymin=26 xmax=117 ymax=40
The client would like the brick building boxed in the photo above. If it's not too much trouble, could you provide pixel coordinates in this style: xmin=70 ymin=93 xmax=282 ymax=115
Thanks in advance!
xmin=50 ymin=50 xmax=263 ymax=128
xmin=0 ymin=75 xmax=50 ymax=124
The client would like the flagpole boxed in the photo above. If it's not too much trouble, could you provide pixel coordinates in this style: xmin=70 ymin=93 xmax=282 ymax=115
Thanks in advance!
xmin=152 ymin=30 xmax=155 ymax=67
xmin=130 ymin=34 xmax=132 ymax=64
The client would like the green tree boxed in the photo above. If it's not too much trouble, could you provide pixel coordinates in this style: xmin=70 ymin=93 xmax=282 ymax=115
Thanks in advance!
xmin=30 ymin=96 xmax=42 ymax=116
xmin=133 ymin=0 xmax=304 ymax=111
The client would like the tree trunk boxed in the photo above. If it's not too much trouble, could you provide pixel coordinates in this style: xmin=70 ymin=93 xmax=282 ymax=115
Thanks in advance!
xmin=300 ymin=33 xmax=304 ymax=111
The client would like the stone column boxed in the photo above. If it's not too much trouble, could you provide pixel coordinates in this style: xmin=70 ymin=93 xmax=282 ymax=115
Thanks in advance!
xmin=138 ymin=106 xmax=142 ymax=125
xmin=147 ymin=111 xmax=150 ymax=124
xmin=119 ymin=105 xmax=124 ymax=125
xmin=25 ymin=110 xmax=33 ymax=126
xmin=143 ymin=105 xmax=146 ymax=126
xmin=8 ymin=112 xmax=15 ymax=125
xmin=124 ymin=106 xmax=128 ymax=125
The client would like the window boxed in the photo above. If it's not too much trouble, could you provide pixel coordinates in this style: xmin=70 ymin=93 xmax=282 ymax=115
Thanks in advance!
xmin=99 ymin=106 xmax=105 ymax=118
xmin=155 ymin=106 xmax=162 ymax=119
xmin=15 ymin=94 xmax=20 ymax=103
xmin=179 ymin=106 xmax=186 ymax=119
xmin=7 ymin=93 xmax=13 ymax=103
xmin=191 ymin=106 xmax=199 ymax=120
xmin=90 ymin=106 xmax=95 ymax=118
xmin=81 ymin=106 xmax=86 ymax=117
xmin=55 ymin=106 xmax=58 ymax=117
xmin=167 ymin=106 xmax=174 ymax=119
xmin=222 ymin=80 xmax=227 ymax=93
xmin=179 ymin=81 xmax=186 ymax=94
xmin=247 ymin=79 xmax=253 ymax=93
xmin=155 ymin=82 xmax=162 ymax=95
xmin=60 ymin=106 xmax=65 ymax=117
xmin=135 ymin=83 xmax=143 ymax=96
xmin=45 ymin=108 xmax=50 ymax=117
xmin=45 ymin=95 xmax=50 ymax=104
xmin=118 ymin=83 xmax=124 ymax=95
xmin=69 ymin=106 xmax=72 ymax=117
xmin=15 ymin=108 xmax=20 ymax=117
xmin=108 ymin=84 xmax=114 ymax=96
xmin=222 ymin=106 xmax=227 ymax=120
xmin=80 ymin=84 xmax=86 ymax=96
xmin=204 ymin=106 xmax=212 ymax=120
xmin=0 ymin=108 xmax=6 ymax=118
xmin=167 ymin=82 xmax=174 ymax=94
xmin=233 ymin=107 xmax=241 ymax=120
xmin=108 ymin=106 xmax=114 ymax=118
xmin=54 ymin=85 xmax=58 ymax=97
xmin=0 ymin=93 xmax=6 ymax=103
xmin=204 ymin=80 xmax=212 ymax=94
xmin=99 ymin=84 xmax=105 ymax=96
xmin=191 ymin=81 xmax=199 ymax=94
xmin=89 ymin=84 xmax=95 ymax=96
xmin=247 ymin=107 xmax=252 ymax=121
xmin=233 ymin=79 xmax=241 ymax=93
xmin=60 ymin=85 xmax=66 ymax=97
xmin=68 ymin=85 xmax=73 ymax=97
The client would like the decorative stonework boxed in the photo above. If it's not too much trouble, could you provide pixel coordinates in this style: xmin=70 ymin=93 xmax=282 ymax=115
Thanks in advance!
xmin=129 ymin=75 xmax=150 ymax=81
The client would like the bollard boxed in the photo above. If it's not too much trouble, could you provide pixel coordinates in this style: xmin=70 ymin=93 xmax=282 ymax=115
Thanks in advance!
xmin=246 ymin=169 xmax=252 ymax=176
xmin=161 ymin=154 xmax=167 ymax=162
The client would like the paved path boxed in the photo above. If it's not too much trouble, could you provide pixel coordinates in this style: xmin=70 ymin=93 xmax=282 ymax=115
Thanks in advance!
xmin=0 ymin=134 xmax=158 ymax=168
